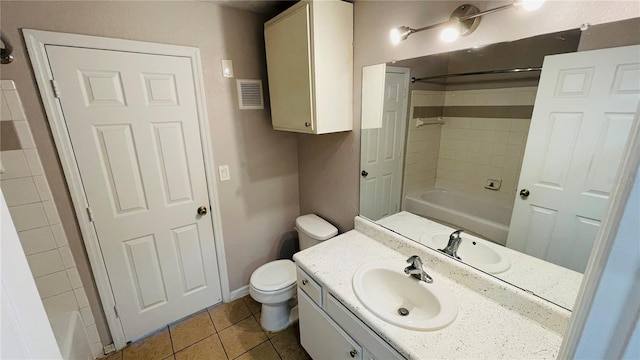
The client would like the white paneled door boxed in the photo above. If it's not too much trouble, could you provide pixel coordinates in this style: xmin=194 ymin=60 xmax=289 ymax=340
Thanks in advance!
xmin=46 ymin=46 xmax=222 ymax=340
xmin=507 ymin=45 xmax=640 ymax=272
xmin=360 ymin=67 xmax=409 ymax=221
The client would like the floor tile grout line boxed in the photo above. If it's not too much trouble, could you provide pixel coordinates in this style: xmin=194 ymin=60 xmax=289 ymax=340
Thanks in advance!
xmin=204 ymin=308 xmax=230 ymax=360
xmin=229 ymin=338 xmax=271 ymax=360
xmin=170 ymin=311 xmax=217 ymax=355
xmin=268 ymin=339 xmax=284 ymax=360
xmin=216 ymin=332 xmax=232 ymax=360
xmin=205 ymin=306 xmax=219 ymax=334
xmin=214 ymin=312 xmax=254 ymax=333
xmin=240 ymin=295 xmax=260 ymax=315
xmin=170 ymin=333 xmax=223 ymax=359
xmin=166 ymin=325 xmax=175 ymax=356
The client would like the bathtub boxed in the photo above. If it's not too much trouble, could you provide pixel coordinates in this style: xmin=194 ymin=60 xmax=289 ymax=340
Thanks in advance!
xmin=403 ymin=188 xmax=512 ymax=245
xmin=49 ymin=311 xmax=94 ymax=360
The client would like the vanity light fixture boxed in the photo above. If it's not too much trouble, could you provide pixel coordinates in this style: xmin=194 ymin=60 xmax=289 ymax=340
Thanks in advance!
xmin=390 ymin=0 xmax=546 ymax=45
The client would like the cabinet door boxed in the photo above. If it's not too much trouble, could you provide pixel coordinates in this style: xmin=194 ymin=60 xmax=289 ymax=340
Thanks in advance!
xmin=264 ymin=4 xmax=314 ymax=133
xmin=299 ymin=290 xmax=362 ymax=359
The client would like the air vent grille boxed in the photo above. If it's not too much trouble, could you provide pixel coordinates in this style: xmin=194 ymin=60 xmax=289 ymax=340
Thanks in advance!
xmin=236 ymin=79 xmax=264 ymax=110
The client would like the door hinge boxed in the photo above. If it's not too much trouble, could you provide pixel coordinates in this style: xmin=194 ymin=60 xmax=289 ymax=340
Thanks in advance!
xmin=86 ymin=207 xmax=94 ymax=222
xmin=50 ymin=79 xmax=61 ymax=98
xmin=113 ymin=305 xmax=120 ymax=318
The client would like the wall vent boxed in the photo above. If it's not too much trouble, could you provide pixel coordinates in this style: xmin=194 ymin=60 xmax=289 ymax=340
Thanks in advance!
xmin=236 ymin=79 xmax=264 ymax=110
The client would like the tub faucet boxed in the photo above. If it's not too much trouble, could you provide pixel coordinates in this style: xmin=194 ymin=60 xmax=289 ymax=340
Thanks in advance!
xmin=404 ymin=255 xmax=433 ymax=283
xmin=439 ymin=230 xmax=463 ymax=260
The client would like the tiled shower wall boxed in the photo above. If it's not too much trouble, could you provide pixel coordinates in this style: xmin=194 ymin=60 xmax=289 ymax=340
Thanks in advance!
xmin=402 ymin=90 xmax=443 ymax=196
xmin=404 ymin=86 xmax=536 ymax=208
xmin=435 ymin=87 xmax=536 ymax=207
xmin=0 ymin=80 xmax=103 ymax=357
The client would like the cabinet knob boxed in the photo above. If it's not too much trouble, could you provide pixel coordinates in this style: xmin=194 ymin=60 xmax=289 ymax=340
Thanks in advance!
xmin=304 ymin=122 xmax=311 ymax=127
xmin=349 ymin=349 xmax=358 ymax=358
xmin=302 ymin=279 xmax=308 ymax=285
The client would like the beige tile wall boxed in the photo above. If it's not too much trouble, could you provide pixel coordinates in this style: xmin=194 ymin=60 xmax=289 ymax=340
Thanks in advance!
xmin=403 ymin=90 xmax=443 ymax=196
xmin=0 ymin=80 xmax=102 ymax=357
xmin=435 ymin=87 xmax=537 ymax=207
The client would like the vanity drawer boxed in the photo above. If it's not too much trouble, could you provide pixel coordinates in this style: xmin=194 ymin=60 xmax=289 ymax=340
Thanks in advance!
xmin=326 ymin=294 xmax=405 ymax=360
xmin=297 ymin=267 xmax=322 ymax=306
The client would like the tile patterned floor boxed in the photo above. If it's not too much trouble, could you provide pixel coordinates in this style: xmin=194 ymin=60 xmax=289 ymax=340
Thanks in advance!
xmin=105 ymin=295 xmax=311 ymax=360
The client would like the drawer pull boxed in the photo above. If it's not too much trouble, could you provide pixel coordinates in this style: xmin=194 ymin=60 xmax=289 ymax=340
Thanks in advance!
xmin=302 ymin=279 xmax=308 ymax=285
xmin=349 ymin=349 xmax=358 ymax=358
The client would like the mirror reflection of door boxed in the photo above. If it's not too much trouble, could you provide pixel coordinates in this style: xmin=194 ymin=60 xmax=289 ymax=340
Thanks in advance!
xmin=507 ymin=44 xmax=640 ymax=272
xmin=360 ymin=66 xmax=410 ymax=221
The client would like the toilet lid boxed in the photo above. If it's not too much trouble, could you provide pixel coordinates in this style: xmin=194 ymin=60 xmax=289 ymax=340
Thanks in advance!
xmin=250 ymin=259 xmax=296 ymax=292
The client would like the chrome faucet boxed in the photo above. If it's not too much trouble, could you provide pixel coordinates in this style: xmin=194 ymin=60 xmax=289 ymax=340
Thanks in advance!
xmin=439 ymin=230 xmax=463 ymax=260
xmin=404 ymin=255 xmax=433 ymax=283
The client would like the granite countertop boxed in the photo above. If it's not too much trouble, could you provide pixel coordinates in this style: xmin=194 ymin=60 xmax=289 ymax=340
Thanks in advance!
xmin=293 ymin=225 xmax=565 ymax=359
xmin=376 ymin=211 xmax=583 ymax=310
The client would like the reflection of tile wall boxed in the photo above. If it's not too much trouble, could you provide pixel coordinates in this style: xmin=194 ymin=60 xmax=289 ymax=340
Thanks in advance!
xmin=0 ymin=80 xmax=103 ymax=357
xmin=403 ymin=91 xmax=443 ymax=196
xmin=435 ymin=87 xmax=537 ymax=207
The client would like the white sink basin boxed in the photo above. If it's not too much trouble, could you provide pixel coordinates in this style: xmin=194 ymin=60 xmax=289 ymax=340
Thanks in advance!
xmin=352 ymin=260 xmax=458 ymax=331
xmin=420 ymin=231 xmax=511 ymax=274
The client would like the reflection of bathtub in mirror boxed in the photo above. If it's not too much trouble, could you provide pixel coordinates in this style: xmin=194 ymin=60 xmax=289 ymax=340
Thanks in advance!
xmin=377 ymin=211 xmax=582 ymax=310
xmin=404 ymin=188 xmax=511 ymax=245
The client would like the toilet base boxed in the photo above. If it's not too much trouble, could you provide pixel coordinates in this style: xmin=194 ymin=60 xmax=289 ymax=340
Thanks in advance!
xmin=260 ymin=303 xmax=298 ymax=332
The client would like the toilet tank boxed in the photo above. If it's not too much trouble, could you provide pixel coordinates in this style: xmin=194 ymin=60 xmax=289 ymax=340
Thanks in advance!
xmin=296 ymin=214 xmax=338 ymax=250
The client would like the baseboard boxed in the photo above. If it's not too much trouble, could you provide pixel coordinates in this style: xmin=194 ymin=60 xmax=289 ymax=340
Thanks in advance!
xmin=229 ymin=285 xmax=249 ymax=301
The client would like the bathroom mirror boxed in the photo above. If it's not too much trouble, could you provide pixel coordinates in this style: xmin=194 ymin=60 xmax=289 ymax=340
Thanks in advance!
xmin=359 ymin=28 xmax=638 ymax=311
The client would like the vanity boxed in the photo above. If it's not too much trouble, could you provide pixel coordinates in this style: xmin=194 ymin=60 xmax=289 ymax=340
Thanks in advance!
xmin=294 ymin=217 xmax=569 ymax=359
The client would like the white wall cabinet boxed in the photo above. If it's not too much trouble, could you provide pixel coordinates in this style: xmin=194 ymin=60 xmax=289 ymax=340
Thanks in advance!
xmin=297 ymin=267 xmax=404 ymax=360
xmin=264 ymin=0 xmax=353 ymax=134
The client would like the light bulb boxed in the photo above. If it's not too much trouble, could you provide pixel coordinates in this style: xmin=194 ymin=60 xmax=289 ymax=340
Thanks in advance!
xmin=440 ymin=27 xmax=460 ymax=43
xmin=520 ymin=0 xmax=545 ymax=11
xmin=390 ymin=28 xmax=402 ymax=45
xmin=390 ymin=26 xmax=413 ymax=45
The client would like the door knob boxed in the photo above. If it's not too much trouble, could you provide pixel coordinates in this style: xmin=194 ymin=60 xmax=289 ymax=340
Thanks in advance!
xmin=361 ymin=170 xmax=368 ymax=177
xmin=519 ymin=189 xmax=530 ymax=198
xmin=197 ymin=206 xmax=208 ymax=215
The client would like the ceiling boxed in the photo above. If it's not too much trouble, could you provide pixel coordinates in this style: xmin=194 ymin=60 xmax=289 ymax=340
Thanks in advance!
xmin=207 ymin=0 xmax=287 ymax=14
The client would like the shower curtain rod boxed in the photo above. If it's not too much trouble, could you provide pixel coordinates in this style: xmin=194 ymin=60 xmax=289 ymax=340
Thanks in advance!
xmin=411 ymin=67 xmax=542 ymax=83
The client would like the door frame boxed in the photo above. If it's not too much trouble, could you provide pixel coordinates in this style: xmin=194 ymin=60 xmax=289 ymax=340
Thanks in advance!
xmin=386 ymin=66 xmax=411 ymax=214
xmin=23 ymin=29 xmax=230 ymax=349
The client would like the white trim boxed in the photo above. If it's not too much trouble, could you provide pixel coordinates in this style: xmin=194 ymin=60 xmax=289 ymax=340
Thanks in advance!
xmin=229 ymin=285 xmax=251 ymax=302
xmin=558 ymin=101 xmax=640 ymax=358
xmin=22 ymin=29 xmax=230 ymax=349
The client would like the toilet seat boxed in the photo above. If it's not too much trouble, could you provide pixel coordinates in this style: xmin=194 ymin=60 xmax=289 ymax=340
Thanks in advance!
xmin=250 ymin=259 xmax=296 ymax=292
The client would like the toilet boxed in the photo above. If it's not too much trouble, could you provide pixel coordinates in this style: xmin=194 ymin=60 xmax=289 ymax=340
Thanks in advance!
xmin=249 ymin=214 xmax=338 ymax=332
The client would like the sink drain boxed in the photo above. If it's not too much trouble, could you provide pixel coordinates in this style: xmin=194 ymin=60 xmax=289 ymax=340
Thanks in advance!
xmin=398 ymin=307 xmax=409 ymax=316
